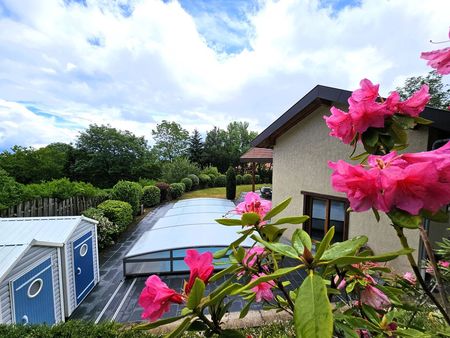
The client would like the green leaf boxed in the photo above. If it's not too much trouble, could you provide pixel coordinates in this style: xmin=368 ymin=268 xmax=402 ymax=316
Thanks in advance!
xmin=361 ymin=304 xmax=381 ymax=325
xmin=215 ymin=218 xmax=243 ymax=226
xmin=313 ymin=226 xmax=335 ymax=262
xmin=213 ymin=231 xmax=253 ymax=259
xmin=294 ymin=273 xmax=333 ymax=338
xmin=328 ymin=248 xmax=414 ymax=266
xmin=271 ymin=216 xmax=309 ymax=225
xmin=242 ymin=212 xmax=260 ymax=226
xmin=218 ymin=329 xmax=246 ymax=338
xmin=292 ymin=228 xmax=312 ymax=254
xmin=232 ymin=265 xmax=303 ymax=294
xmin=186 ymin=278 xmax=205 ymax=309
xmin=209 ymin=265 xmax=241 ymax=283
xmin=390 ymin=123 xmax=408 ymax=144
xmin=393 ymin=114 xmax=416 ymax=129
xmin=208 ymin=283 xmax=242 ymax=305
xmin=372 ymin=207 xmax=380 ymax=222
xmin=239 ymin=299 xmax=253 ymax=318
xmin=134 ymin=315 xmax=187 ymax=330
xmin=164 ymin=317 xmax=193 ymax=338
xmin=350 ymin=151 xmax=369 ymax=162
xmin=187 ymin=320 xmax=209 ymax=331
xmin=388 ymin=209 xmax=422 ymax=229
xmin=263 ymin=197 xmax=292 ymax=221
xmin=261 ymin=224 xmax=286 ymax=242
xmin=334 ymin=314 xmax=380 ymax=331
xmin=414 ymin=116 xmax=433 ymax=125
xmin=362 ymin=128 xmax=379 ymax=147
xmin=421 ymin=209 xmax=449 ymax=223
xmin=321 ymin=236 xmax=368 ymax=261
xmin=252 ymin=235 xmax=299 ymax=259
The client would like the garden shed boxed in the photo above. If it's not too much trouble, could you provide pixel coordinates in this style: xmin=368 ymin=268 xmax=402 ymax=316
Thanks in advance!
xmin=0 ymin=240 xmax=64 ymax=325
xmin=0 ymin=216 xmax=100 ymax=318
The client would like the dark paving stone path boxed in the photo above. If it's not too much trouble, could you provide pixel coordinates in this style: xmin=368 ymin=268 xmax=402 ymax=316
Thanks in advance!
xmin=69 ymin=199 xmax=305 ymax=324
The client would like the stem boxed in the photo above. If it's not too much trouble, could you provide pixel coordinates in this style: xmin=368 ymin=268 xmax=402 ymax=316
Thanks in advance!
xmin=393 ymin=224 xmax=450 ymax=324
xmin=419 ymin=224 xmax=450 ymax=315
xmin=196 ymin=310 xmax=221 ymax=334
xmin=277 ymin=281 xmax=295 ymax=311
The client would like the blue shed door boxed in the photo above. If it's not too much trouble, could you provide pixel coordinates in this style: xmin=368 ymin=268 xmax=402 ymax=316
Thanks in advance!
xmin=11 ymin=257 xmax=56 ymax=325
xmin=73 ymin=231 xmax=95 ymax=305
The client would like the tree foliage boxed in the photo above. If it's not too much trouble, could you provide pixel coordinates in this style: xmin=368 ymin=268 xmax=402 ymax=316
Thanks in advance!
xmin=152 ymin=120 xmax=189 ymax=161
xmin=396 ymin=70 xmax=450 ymax=109
xmin=188 ymin=129 xmax=204 ymax=165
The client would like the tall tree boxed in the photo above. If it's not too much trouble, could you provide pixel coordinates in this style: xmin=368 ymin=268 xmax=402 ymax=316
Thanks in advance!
xmin=396 ymin=70 xmax=450 ymax=109
xmin=152 ymin=120 xmax=189 ymax=161
xmin=75 ymin=124 xmax=155 ymax=187
xmin=187 ymin=129 xmax=204 ymax=165
xmin=202 ymin=127 xmax=229 ymax=172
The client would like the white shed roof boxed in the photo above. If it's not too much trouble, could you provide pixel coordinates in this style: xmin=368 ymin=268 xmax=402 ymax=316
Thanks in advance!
xmin=0 ymin=216 xmax=97 ymax=246
xmin=124 ymin=198 xmax=252 ymax=259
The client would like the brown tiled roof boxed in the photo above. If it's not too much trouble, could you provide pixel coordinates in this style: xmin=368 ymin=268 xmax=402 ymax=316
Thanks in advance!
xmin=240 ymin=147 xmax=273 ymax=163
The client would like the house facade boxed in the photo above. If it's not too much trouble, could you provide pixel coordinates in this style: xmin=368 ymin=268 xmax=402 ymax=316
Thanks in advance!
xmin=252 ymin=85 xmax=450 ymax=272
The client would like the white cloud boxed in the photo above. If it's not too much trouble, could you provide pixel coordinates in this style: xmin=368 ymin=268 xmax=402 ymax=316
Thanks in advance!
xmin=0 ymin=0 xmax=449 ymax=149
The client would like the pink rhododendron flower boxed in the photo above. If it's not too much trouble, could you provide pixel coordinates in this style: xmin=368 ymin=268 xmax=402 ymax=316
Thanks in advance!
xmin=236 ymin=192 xmax=272 ymax=222
xmin=330 ymin=143 xmax=450 ymax=215
xmin=184 ymin=249 xmax=214 ymax=294
xmin=139 ymin=275 xmax=183 ymax=322
xmin=421 ymin=28 xmax=450 ymax=75
xmin=348 ymin=97 xmax=392 ymax=133
xmin=396 ymin=85 xmax=430 ymax=117
xmin=403 ymin=272 xmax=416 ymax=285
xmin=440 ymin=261 xmax=450 ymax=268
xmin=243 ymin=246 xmax=265 ymax=269
xmin=356 ymin=329 xmax=370 ymax=338
xmin=351 ymin=78 xmax=380 ymax=102
xmin=251 ymin=274 xmax=275 ymax=302
xmin=323 ymin=107 xmax=356 ymax=144
xmin=360 ymin=285 xmax=391 ymax=310
xmin=333 ymin=275 xmax=347 ymax=290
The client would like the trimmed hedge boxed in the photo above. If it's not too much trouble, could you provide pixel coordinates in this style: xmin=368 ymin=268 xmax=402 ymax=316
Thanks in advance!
xmin=110 ymin=180 xmax=143 ymax=216
xmin=82 ymin=208 xmax=120 ymax=249
xmin=214 ymin=174 xmax=226 ymax=187
xmin=155 ymin=182 xmax=170 ymax=201
xmin=142 ymin=186 xmax=160 ymax=207
xmin=97 ymin=200 xmax=133 ymax=230
xmin=169 ymin=183 xmax=184 ymax=199
xmin=226 ymin=167 xmax=236 ymax=200
xmin=187 ymin=174 xmax=199 ymax=187
xmin=181 ymin=177 xmax=193 ymax=192
xmin=243 ymin=173 xmax=253 ymax=184
xmin=255 ymin=174 xmax=261 ymax=184
xmin=198 ymin=174 xmax=211 ymax=188
xmin=236 ymin=174 xmax=243 ymax=185
xmin=208 ymin=174 xmax=216 ymax=187
xmin=0 ymin=169 xmax=24 ymax=210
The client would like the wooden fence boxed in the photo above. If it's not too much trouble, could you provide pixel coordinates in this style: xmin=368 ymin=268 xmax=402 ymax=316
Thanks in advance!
xmin=0 ymin=196 xmax=105 ymax=218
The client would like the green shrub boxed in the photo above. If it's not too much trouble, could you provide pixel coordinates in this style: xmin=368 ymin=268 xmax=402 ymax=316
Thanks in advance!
xmin=169 ymin=183 xmax=184 ymax=199
xmin=198 ymin=174 xmax=211 ymax=188
xmin=162 ymin=158 xmax=200 ymax=183
xmin=255 ymin=174 xmax=261 ymax=184
xmin=243 ymin=173 xmax=253 ymax=184
xmin=82 ymin=208 xmax=120 ymax=249
xmin=187 ymin=174 xmax=199 ymax=188
xmin=155 ymin=182 xmax=170 ymax=201
xmin=137 ymin=178 xmax=156 ymax=187
xmin=179 ymin=182 xmax=186 ymax=192
xmin=142 ymin=186 xmax=160 ymax=207
xmin=110 ymin=181 xmax=143 ymax=215
xmin=0 ymin=169 xmax=24 ymax=210
xmin=0 ymin=320 xmax=155 ymax=337
xmin=236 ymin=174 xmax=243 ymax=185
xmin=214 ymin=174 xmax=226 ymax=187
xmin=181 ymin=177 xmax=193 ymax=191
xmin=226 ymin=167 xmax=236 ymax=200
xmin=97 ymin=200 xmax=133 ymax=230
xmin=208 ymin=174 xmax=216 ymax=186
xmin=201 ymin=165 xmax=220 ymax=177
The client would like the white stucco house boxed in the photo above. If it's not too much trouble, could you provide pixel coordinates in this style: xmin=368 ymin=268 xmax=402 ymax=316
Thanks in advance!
xmin=251 ymin=85 xmax=450 ymax=272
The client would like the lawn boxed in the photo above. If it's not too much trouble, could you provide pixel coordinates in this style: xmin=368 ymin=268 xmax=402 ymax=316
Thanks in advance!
xmin=181 ymin=184 xmax=270 ymax=200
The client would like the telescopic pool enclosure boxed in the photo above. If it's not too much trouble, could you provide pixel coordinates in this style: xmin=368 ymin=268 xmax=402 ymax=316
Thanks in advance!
xmin=123 ymin=198 xmax=254 ymax=277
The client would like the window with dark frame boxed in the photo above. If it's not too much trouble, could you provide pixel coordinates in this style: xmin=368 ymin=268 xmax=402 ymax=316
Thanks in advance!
xmin=301 ymin=191 xmax=350 ymax=242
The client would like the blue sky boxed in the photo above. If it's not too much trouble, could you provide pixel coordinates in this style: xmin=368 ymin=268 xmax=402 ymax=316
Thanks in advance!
xmin=0 ymin=0 xmax=448 ymax=150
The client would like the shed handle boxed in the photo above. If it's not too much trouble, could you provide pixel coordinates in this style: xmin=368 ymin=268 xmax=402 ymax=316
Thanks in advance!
xmin=22 ymin=315 xmax=29 ymax=325
xmin=77 ymin=267 xmax=82 ymax=275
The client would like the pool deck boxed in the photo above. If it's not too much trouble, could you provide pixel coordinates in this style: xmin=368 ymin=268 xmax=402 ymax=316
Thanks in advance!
xmin=69 ymin=197 xmax=304 ymax=323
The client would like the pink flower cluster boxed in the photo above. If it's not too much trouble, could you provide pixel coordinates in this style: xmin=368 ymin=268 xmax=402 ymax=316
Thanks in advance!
xmin=324 ymin=79 xmax=430 ymax=144
xmin=138 ymin=249 xmax=214 ymax=322
xmin=251 ymin=273 xmax=275 ymax=302
xmin=421 ymin=28 xmax=450 ymax=75
xmin=236 ymin=192 xmax=272 ymax=224
xmin=403 ymin=272 xmax=417 ymax=285
xmin=329 ymin=141 xmax=450 ymax=215
xmin=426 ymin=260 xmax=450 ymax=274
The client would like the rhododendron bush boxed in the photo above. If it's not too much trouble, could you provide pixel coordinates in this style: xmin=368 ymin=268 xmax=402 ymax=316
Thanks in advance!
xmin=133 ymin=31 xmax=450 ymax=337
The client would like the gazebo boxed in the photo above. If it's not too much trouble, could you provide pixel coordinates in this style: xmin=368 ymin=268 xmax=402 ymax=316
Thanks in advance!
xmin=239 ymin=147 xmax=273 ymax=192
